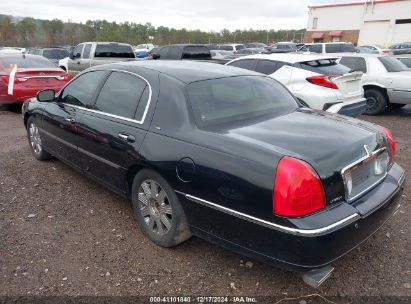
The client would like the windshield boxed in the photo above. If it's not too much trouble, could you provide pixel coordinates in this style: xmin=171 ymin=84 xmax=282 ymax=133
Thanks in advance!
xmin=0 ymin=56 xmax=57 ymax=69
xmin=187 ymin=76 xmax=297 ymax=127
xmin=42 ymin=49 xmax=69 ymax=59
xmin=378 ymin=56 xmax=408 ymax=72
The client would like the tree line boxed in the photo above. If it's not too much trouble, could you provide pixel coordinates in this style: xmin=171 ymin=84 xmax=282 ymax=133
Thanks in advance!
xmin=0 ymin=14 xmax=305 ymax=47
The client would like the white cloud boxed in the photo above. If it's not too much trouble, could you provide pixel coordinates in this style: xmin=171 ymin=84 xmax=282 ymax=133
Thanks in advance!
xmin=1 ymin=0 xmax=366 ymax=31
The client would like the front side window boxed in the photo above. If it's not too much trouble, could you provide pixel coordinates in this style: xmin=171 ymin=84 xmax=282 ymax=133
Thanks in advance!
xmin=60 ymin=71 xmax=107 ymax=107
xmin=73 ymin=44 xmax=83 ymax=58
xmin=308 ymin=44 xmax=322 ymax=53
xmin=187 ymin=76 xmax=297 ymax=127
xmin=94 ymin=72 xmax=147 ymax=119
xmin=42 ymin=49 xmax=69 ymax=59
xmin=158 ymin=46 xmax=170 ymax=59
xmin=82 ymin=44 xmax=92 ymax=59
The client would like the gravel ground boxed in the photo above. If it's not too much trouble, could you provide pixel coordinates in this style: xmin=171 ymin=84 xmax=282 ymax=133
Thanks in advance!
xmin=0 ymin=105 xmax=410 ymax=303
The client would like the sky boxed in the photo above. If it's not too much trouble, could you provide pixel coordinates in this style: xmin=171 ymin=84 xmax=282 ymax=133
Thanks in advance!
xmin=2 ymin=0 xmax=366 ymax=31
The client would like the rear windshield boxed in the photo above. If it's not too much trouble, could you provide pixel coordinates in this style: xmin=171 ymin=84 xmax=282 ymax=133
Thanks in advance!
xmin=398 ymin=57 xmax=411 ymax=68
xmin=0 ymin=56 xmax=57 ymax=69
xmin=187 ymin=76 xmax=297 ymax=127
xmin=42 ymin=49 xmax=69 ymax=59
xmin=378 ymin=56 xmax=407 ymax=72
xmin=299 ymin=59 xmax=350 ymax=75
xmin=94 ymin=44 xmax=135 ymax=58
xmin=182 ymin=46 xmax=211 ymax=59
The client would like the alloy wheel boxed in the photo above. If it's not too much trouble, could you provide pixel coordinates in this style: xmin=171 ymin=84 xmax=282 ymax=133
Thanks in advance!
xmin=138 ymin=179 xmax=173 ymax=236
xmin=29 ymin=122 xmax=42 ymax=155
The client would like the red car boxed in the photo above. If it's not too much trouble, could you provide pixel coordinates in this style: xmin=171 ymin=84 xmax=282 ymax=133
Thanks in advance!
xmin=0 ymin=54 xmax=71 ymax=105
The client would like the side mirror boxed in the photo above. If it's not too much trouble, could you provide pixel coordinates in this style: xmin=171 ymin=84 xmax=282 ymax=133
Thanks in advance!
xmin=152 ymin=53 xmax=160 ymax=60
xmin=69 ymin=51 xmax=75 ymax=60
xmin=37 ymin=89 xmax=55 ymax=102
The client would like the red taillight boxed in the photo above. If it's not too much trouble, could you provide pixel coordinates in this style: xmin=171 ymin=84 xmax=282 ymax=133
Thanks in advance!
xmin=273 ymin=156 xmax=326 ymax=217
xmin=0 ymin=75 xmax=9 ymax=84
xmin=382 ymin=50 xmax=390 ymax=54
xmin=378 ymin=125 xmax=396 ymax=162
xmin=306 ymin=75 xmax=338 ymax=89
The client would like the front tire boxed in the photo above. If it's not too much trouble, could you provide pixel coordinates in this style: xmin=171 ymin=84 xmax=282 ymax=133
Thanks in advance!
xmin=131 ymin=169 xmax=191 ymax=247
xmin=27 ymin=117 xmax=52 ymax=161
xmin=364 ymin=89 xmax=387 ymax=115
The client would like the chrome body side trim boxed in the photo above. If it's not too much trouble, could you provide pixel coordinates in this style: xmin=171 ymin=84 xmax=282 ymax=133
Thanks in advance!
xmin=181 ymin=193 xmax=361 ymax=237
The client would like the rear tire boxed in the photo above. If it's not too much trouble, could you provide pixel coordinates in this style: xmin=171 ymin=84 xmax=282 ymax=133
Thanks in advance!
xmin=364 ymin=89 xmax=387 ymax=115
xmin=131 ymin=169 xmax=191 ymax=247
xmin=27 ymin=117 xmax=52 ymax=161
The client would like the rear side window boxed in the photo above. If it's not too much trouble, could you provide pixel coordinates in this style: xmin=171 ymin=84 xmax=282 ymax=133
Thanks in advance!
xmin=82 ymin=44 xmax=92 ymax=59
xmin=182 ymin=46 xmax=211 ymax=59
xmin=227 ymin=59 xmax=256 ymax=71
xmin=60 ymin=70 xmax=107 ymax=107
xmin=299 ymin=59 xmax=350 ymax=75
xmin=339 ymin=57 xmax=367 ymax=73
xmin=398 ymin=57 xmax=411 ymax=68
xmin=219 ymin=45 xmax=234 ymax=51
xmin=0 ymin=56 xmax=57 ymax=69
xmin=308 ymin=44 xmax=322 ymax=53
xmin=94 ymin=44 xmax=135 ymax=58
xmin=378 ymin=56 xmax=407 ymax=72
xmin=94 ymin=72 xmax=147 ymax=119
xmin=255 ymin=60 xmax=279 ymax=75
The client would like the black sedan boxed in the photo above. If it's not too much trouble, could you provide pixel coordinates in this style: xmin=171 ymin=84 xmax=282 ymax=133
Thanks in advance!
xmin=22 ymin=61 xmax=405 ymax=286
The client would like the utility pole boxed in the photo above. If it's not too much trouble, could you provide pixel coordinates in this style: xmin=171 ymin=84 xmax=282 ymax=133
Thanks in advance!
xmin=266 ymin=30 xmax=269 ymax=45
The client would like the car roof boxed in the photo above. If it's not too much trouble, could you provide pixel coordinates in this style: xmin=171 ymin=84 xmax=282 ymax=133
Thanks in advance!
xmin=230 ymin=53 xmax=339 ymax=63
xmin=103 ymin=60 xmax=262 ymax=84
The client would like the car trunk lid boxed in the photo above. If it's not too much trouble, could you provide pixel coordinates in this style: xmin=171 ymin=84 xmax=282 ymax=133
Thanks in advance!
xmin=331 ymin=71 xmax=363 ymax=100
xmin=14 ymin=68 xmax=67 ymax=87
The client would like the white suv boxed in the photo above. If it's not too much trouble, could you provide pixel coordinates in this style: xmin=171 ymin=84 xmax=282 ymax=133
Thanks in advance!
xmin=226 ymin=54 xmax=366 ymax=117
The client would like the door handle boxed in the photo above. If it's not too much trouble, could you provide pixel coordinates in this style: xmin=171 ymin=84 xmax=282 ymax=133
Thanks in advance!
xmin=65 ymin=117 xmax=75 ymax=123
xmin=118 ymin=133 xmax=135 ymax=143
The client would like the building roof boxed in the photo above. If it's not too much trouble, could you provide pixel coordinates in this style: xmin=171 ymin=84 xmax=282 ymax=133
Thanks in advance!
xmin=308 ymin=0 xmax=400 ymax=9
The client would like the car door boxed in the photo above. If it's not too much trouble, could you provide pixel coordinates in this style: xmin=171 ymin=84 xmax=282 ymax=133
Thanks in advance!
xmin=40 ymin=70 xmax=108 ymax=168
xmin=75 ymin=70 xmax=152 ymax=193
xmin=67 ymin=43 xmax=84 ymax=73
xmin=79 ymin=43 xmax=92 ymax=70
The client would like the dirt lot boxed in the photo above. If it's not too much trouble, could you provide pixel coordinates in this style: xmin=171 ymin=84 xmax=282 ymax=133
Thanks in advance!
xmin=0 ymin=106 xmax=410 ymax=303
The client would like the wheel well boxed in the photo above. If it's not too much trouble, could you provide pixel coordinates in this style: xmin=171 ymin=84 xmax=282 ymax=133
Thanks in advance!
xmin=125 ymin=164 xmax=147 ymax=199
xmin=363 ymin=85 xmax=389 ymax=103
xmin=23 ymin=113 xmax=30 ymax=128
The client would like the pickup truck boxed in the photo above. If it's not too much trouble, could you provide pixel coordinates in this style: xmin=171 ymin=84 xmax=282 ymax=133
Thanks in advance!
xmin=152 ymin=44 xmax=228 ymax=64
xmin=61 ymin=42 xmax=136 ymax=75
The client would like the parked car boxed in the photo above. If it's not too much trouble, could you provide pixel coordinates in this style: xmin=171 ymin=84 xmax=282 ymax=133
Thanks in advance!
xmin=22 ymin=60 xmax=404 ymax=287
xmin=226 ymin=54 xmax=366 ymax=117
xmin=244 ymin=42 xmax=268 ymax=49
xmin=134 ymin=43 xmax=155 ymax=59
xmin=0 ymin=47 xmax=26 ymax=54
xmin=28 ymin=48 xmax=70 ymax=66
xmin=66 ymin=42 xmax=136 ymax=75
xmin=359 ymin=45 xmax=392 ymax=55
xmin=299 ymin=42 xmax=357 ymax=54
xmin=217 ymin=44 xmax=245 ymax=53
xmin=236 ymin=48 xmax=269 ymax=55
xmin=210 ymin=50 xmax=235 ymax=60
xmin=337 ymin=53 xmax=411 ymax=114
xmin=0 ymin=54 xmax=71 ymax=105
xmin=152 ymin=44 xmax=228 ymax=64
xmin=356 ymin=46 xmax=379 ymax=54
xmin=390 ymin=42 xmax=411 ymax=55
xmin=270 ymin=43 xmax=299 ymax=53
xmin=395 ymin=54 xmax=411 ymax=68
